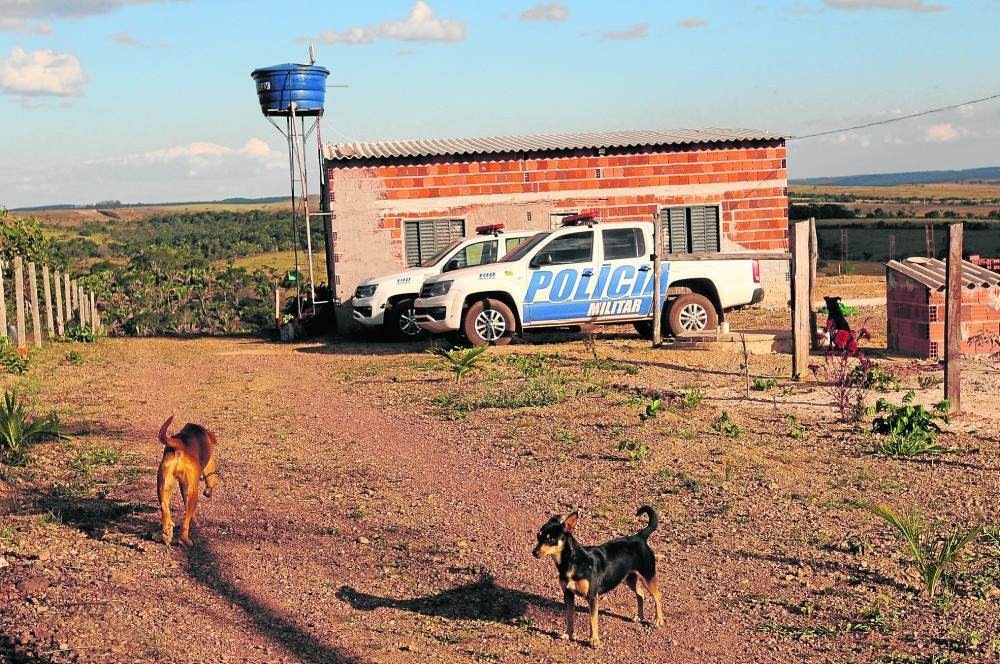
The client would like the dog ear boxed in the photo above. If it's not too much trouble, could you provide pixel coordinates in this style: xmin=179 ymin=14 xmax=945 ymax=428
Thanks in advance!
xmin=563 ymin=512 xmax=579 ymax=533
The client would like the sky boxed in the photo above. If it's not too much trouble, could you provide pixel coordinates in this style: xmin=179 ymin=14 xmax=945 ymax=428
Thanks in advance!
xmin=1 ymin=0 xmax=998 ymax=208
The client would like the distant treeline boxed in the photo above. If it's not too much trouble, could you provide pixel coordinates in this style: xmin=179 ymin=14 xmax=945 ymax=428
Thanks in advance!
xmin=50 ymin=210 xmax=323 ymax=269
xmin=791 ymin=203 xmax=1000 ymax=221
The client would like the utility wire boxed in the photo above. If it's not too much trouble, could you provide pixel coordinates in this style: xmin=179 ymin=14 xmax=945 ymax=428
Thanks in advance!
xmin=789 ymin=91 xmax=1000 ymax=140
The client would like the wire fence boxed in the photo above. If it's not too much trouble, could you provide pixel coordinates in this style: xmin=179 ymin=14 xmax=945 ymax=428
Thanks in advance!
xmin=0 ymin=257 xmax=100 ymax=349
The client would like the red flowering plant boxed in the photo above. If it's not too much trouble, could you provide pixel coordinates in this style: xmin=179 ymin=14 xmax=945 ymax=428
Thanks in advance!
xmin=810 ymin=322 xmax=874 ymax=422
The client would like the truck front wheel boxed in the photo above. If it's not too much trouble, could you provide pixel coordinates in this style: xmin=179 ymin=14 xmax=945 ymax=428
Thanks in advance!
xmin=384 ymin=298 xmax=423 ymax=340
xmin=462 ymin=298 xmax=515 ymax=346
xmin=667 ymin=293 xmax=718 ymax=336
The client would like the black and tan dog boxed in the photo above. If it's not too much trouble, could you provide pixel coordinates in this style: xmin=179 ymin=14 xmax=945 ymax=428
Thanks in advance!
xmin=157 ymin=416 xmax=219 ymax=546
xmin=533 ymin=506 xmax=664 ymax=647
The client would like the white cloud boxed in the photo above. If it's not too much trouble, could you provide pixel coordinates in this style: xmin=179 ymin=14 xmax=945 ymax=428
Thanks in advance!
xmin=0 ymin=17 xmax=53 ymax=33
xmin=0 ymin=0 xmax=173 ymax=21
xmin=297 ymin=1 xmax=465 ymax=45
xmin=924 ymin=123 xmax=960 ymax=142
xmin=603 ymin=23 xmax=649 ymax=40
xmin=0 ymin=47 xmax=88 ymax=98
xmin=520 ymin=2 xmax=569 ymax=22
xmin=678 ymin=18 xmax=707 ymax=28
xmin=110 ymin=32 xmax=142 ymax=46
xmin=131 ymin=139 xmax=282 ymax=167
xmin=823 ymin=0 xmax=946 ymax=12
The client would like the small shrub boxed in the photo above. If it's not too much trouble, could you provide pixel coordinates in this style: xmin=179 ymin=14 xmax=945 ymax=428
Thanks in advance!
xmin=809 ymin=327 xmax=873 ymax=422
xmin=64 ymin=350 xmax=85 ymax=365
xmin=478 ymin=379 xmax=564 ymax=409
xmin=980 ymin=525 xmax=1000 ymax=549
xmin=498 ymin=353 xmax=556 ymax=378
xmin=680 ymin=387 xmax=705 ymax=410
xmin=553 ymin=430 xmax=578 ymax=445
xmin=866 ymin=503 xmax=981 ymax=597
xmin=70 ymin=445 xmax=121 ymax=476
xmin=785 ymin=414 xmax=806 ymax=439
xmin=870 ymin=433 xmax=953 ymax=458
xmin=426 ymin=346 xmax=489 ymax=382
xmin=712 ymin=411 xmax=743 ymax=438
xmin=617 ymin=438 xmax=648 ymax=461
xmin=0 ymin=391 xmax=65 ymax=466
xmin=752 ymin=377 xmax=778 ymax=392
xmin=918 ymin=374 xmax=943 ymax=390
xmin=581 ymin=357 xmax=638 ymax=375
xmin=869 ymin=390 xmax=949 ymax=451
xmin=0 ymin=337 xmax=29 ymax=375
xmin=64 ymin=322 xmax=97 ymax=343
xmin=864 ymin=365 xmax=901 ymax=392
xmin=639 ymin=398 xmax=664 ymax=422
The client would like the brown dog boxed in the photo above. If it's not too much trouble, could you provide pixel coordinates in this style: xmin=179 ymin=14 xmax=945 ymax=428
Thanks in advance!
xmin=157 ymin=416 xmax=219 ymax=546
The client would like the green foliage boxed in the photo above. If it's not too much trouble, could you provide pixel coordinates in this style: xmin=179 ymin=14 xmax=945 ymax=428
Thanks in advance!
xmin=70 ymin=445 xmax=120 ymax=476
xmin=918 ymin=374 xmax=943 ymax=389
xmin=639 ymin=398 xmax=664 ymax=422
xmin=0 ymin=337 xmax=29 ymax=375
xmin=0 ymin=391 xmax=65 ymax=466
xmin=785 ymin=414 xmax=806 ymax=439
xmin=581 ymin=357 xmax=638 ymax=375
xmin=477 ymin=378 xmax=564 ymax=409
xmin=617 ymin=438 xmax=648 ymax=461
xmin=680 ymin=387 xmax=705 ymax=410
xmin=869 ymin=390 xmax=950 ymax=456
xmin=497 ymin=353 xmax=559 ymax=378
xmin=866 ymin=503 xmax=981 ymax=597
xmin=0 ymin=210 xmax=51 ymax=263
xmin=64 ymin=350 xmax=84 ymax=365
xmin=553 ymin=430 xmax=578 ymax=445
xmin=63 ymin=322 xmax=97 ymax=343
xmin=819 ymin=303 xmax=860 ymax=317
xmin=426 ymin=346 xmax=489 ymax=382
xmin=863 ymin=365 xmax=901 ymax=392
xmin=80 ymin=256 xmax=275 ymax=336
xmin=752 ymin=377 xmax=778 ymax=392
xmin=980 ymin=525 xmax=1000 ymax=549
xmin=712 ymin=411 xmax=743 ymax=439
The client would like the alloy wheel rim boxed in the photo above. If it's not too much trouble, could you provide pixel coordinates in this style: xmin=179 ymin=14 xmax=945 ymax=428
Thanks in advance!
xmin=474 ymin=309 xmax=506 ymax=341
xmin=678 ymin=303 xmax=708 ymax=331
xmin=399 ymin=308 xmax=421 ymax=336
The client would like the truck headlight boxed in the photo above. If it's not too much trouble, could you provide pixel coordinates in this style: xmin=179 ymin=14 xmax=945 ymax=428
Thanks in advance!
xmin=354 ymin=284 xmax=377 ymax=299
xmin=423 ymin=280 xmax=453 ymax=298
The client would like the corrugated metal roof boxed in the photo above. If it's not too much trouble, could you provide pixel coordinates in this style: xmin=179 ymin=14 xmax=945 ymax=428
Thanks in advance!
xmin=323 ymin=128 xmax=782 ymax=161
xmin=887 ymin=257 xmax=1000 ymax=291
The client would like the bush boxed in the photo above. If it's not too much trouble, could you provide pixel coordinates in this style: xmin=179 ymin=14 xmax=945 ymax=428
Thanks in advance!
xmin=712 ymin=411 xmax=743 ymax=438
xmin=617 ymin=438 xmax=648 ymax=461
xmin=0 ymin=337 xmax=29 ymax=375
xmin=809 ymin=326 xmax=873 ymax=421
xmin=64 ymin=322 xmax=97 ymax=343
xmin=426 ymin=346 xmax=488 ymax=382
xmin=0 ymin=391 xmax=65 ymax=466
xmin=680 ymin=387 xmax=705 ymax=410
xmin=869 ymin=390 xmax=949 ymax=448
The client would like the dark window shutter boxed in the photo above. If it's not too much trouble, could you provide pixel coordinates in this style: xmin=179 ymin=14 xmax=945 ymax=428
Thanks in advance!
xmin=664 ymin=207 xmax=688 ymax=253
xmin=689 ymin=206 xmax=720 ymax=253
xmin=404 ymin=221 xmax=420 ymax=266
xmin=704 ymin=206 xmax=720 ymax=252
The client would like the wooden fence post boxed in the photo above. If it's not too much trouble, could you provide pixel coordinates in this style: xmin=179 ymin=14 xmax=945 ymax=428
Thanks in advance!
xmin=0 ymin=261 xmax=7 ymax=339
xmin=28 ymin=262 xmax=42 ymax=348
xmin=790 ymin=220 xmax=810 ymax=379
xmin=89 ymin=292 xmax=96 ymax=332
xmin=944 ymin=223 xmax=963 ymax=414
xmin=42 ymin=264 xmax=55 ymax=338
xmin=13 ymin=257 xmax=26 ymax=349
xmin=78 ymin=285 xmax=86 ymax=325
xmin=808 ymin=218 xmax=819 ymax=350
xmin=651 ymin=211 xmax=663 ymax=347
xmin=63 ymin=273 xmax=72 ymax=324
xmin=54 ymin=270 xmax=65 ymax=337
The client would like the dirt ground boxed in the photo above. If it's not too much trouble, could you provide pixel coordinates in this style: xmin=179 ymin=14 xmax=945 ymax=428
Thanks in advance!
xmin=2 ymin=311 xmax=999 ymax=663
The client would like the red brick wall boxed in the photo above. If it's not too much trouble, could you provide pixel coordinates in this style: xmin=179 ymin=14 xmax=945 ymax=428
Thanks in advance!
xmin=887 ymin=269 xmax=1000 ymax=359
xmin=970 ymin=255 xmax=1000 ymax=272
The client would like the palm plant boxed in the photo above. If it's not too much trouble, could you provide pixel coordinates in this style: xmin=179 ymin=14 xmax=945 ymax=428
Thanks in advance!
xmin=867 ymin=503 xmax=981 ymax=597
xmin=426 ymin=346 xmax=489 ymax=382
xmin=0 ymin=390 xmax=65 ymax=466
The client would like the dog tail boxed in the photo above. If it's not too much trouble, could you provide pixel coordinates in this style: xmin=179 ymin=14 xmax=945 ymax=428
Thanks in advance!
xmin=158 ymin=416 xmax=182 ymax=451
xmin=636 ymin=505 xmax=659 ymax=540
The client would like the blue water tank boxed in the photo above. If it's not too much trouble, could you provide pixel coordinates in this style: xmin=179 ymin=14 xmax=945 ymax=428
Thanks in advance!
xmin=251 ymin=63 xmax=329 ymax=116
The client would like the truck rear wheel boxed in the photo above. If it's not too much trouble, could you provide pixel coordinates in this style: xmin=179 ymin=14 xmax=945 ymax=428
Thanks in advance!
xmin=384 ymin=298 xmax=423 ymax=340
xmin=462 ymin=298 xmax=515 ymax=346
xmin=667 ymin=293 xmax=718 ymax=336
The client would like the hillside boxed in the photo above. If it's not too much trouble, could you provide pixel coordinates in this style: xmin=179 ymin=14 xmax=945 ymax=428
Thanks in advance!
xmin=792 ymin=166 xmax=1000 ymax=187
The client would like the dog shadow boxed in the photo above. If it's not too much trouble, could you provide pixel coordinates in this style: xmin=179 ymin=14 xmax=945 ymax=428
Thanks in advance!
xmin=336 ymin=574 xmax=633 ymax=629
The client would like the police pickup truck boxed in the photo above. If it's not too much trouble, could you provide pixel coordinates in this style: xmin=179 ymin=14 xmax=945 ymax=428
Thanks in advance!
xmin=351 ymin=224 xmax=533 ymax=338
xmin=413 ymin=214 xmax=764 ymax=346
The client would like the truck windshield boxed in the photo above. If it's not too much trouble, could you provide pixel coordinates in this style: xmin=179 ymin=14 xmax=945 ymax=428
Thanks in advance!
xmin=420 ymin=239 xmax=464 ymax=267
xmin=501 ymin=232 xmax=549 ymax=262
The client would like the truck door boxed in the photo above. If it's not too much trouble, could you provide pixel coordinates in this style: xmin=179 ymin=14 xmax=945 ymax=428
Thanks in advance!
xmin=589 ymin=226 xmax=653 ymax=320
xmin=523 ymin=230 xmax=597 ymax=325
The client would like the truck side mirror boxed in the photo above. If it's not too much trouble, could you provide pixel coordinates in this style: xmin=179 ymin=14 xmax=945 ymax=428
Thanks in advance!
xmin=444 ymin=259 xmax=460 ymax=272
xmin=531 ymin=253 xmax=553 ymax=269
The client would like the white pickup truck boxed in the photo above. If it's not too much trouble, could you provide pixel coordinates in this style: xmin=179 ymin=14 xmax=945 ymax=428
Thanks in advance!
xmin=413 ymin=215 xmax=764 ymax=345
xmin=351 ymin=225 xmax=533 ymax=338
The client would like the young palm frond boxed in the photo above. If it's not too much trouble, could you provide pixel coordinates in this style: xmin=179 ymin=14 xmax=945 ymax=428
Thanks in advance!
xmin=866 ymin=503 xmax=981 ymax=597
xmin=426 ymin=346 xmax=490 ymax=382
xmin=0 ymin=390 xmax=66 ymax=466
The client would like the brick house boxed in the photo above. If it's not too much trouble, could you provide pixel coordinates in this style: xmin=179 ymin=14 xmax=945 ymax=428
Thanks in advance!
xmin=322 ymin=128 xmax=789 ymax=318
xmin=886 ymin=257 xmax=1000 ymax=358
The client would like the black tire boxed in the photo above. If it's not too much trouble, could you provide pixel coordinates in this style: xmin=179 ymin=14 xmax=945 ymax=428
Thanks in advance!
xmin=462 ymin=298 xmax=516 ymax=346
xmin=384 ymin=298 xmax=423 ymax=340
xmin=633 ymin=321 xmax=654 ymax=339
xmin=667 ymin=293 xmax=719 ymax=336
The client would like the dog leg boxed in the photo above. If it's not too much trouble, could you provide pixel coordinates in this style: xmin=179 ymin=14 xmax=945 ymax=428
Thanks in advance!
xmin=587 ymin=595 xmax=601 ymax=648
xmin=625 ymin=573 xmax=645 ymax=623
xmin=645 ymin=574 xmax=664 ymax=628
xmin=157 ymin=474 xmax=174 ymax=545
xmin=179 ymin=480 xmax=199 ymax=547
xmin=562 ymin=589 xmax=574 ymax=641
